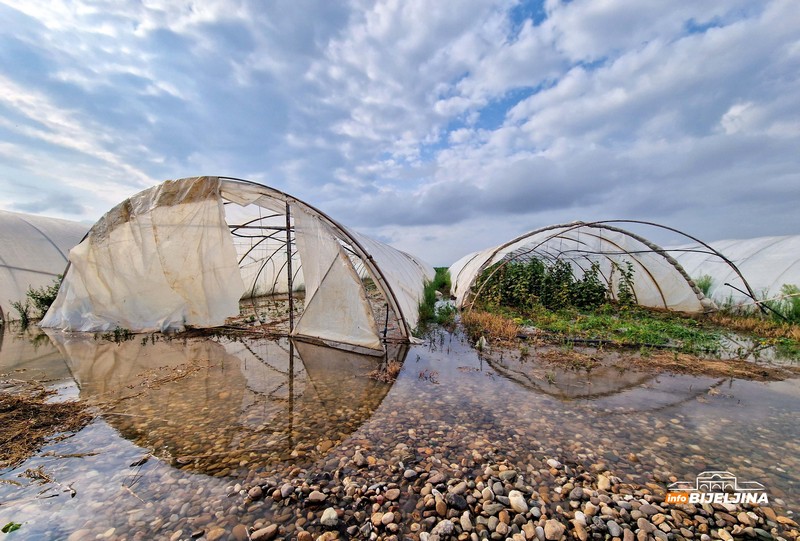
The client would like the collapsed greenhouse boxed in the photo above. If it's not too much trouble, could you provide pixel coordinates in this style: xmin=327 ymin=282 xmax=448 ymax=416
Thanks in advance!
xmin=0 ymin=210 xmax=88 ymax=322
xmin=41 ymin=177 xmax=434 ymax=354
xmin=449 ymin=221 xmax=730 ymax=313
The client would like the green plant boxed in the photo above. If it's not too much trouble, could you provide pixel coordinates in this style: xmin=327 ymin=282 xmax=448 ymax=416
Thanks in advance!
xmin=26 ymin=275 xmax=62 ymax=318
xmin=475 ymin=258 xmax=612 ymax=312
xmin=614 ymin=260 xmax=636 ymax=307
xmin=695 ymin=274 xmax=714 ymax=297
xmin=101 ymin=327 xmax=134 ymax=343
xmin=416 ymin=268 xmax=453 ymax=333
xmin=2 ymin=522 xmax=22 ymax=533
xmin=572 ymin=262 xmax=608 ymax=309
xmin=435 ymin=303 xmax=456 ymax=326
xmin=11 ymin=300 xmax=30 ymax=328
xmin=764 ymin=284 xmax=800 ymax=324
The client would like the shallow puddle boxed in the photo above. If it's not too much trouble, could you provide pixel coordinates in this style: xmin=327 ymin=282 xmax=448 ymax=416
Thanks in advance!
xmin=0 ymin=325 xmax=797 ymax=539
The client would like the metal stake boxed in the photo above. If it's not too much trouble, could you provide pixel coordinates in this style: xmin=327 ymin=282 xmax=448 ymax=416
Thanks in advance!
xmin=285 ymin=202 xmax=294 ymax=332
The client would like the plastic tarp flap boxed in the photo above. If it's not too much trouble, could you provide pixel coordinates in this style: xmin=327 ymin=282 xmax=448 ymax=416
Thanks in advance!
xmin=0 ymin=211 xmax=87 ymax=321
xmin=292 ymin=209 xmax=383 ymax=351
xmin=42 ymin=177 xmax=245 ymax=332
xmin=347 ymin=229 xmax=435 ymax=333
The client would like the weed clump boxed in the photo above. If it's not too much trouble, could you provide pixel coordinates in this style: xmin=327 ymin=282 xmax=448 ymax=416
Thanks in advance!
xmin=26 ymin=275 xmax=62 ymax=318
xmin=416 ymin=268 xmax=455 ymax=333
xmin=764 ymin=284 xmax=800 ymax=325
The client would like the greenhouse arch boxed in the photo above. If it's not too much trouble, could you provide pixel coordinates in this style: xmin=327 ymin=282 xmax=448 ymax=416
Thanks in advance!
xmin=448 ymin=220 xmax=754 ymax=314
xmin=0 ymin=210 xmax=87 ymax=322
xmin=42 ymin=177 xmax=434 ymax=354
xmin=669 ymin=235 xmax=800 ymax=306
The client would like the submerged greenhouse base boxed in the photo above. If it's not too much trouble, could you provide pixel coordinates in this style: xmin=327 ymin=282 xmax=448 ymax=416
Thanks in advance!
xmin=42 ymin=177 xmax=434 ymax=353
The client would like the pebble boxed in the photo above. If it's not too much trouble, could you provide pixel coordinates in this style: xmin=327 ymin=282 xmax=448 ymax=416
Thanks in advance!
xmin=231 ymin=524 xmax=248 ymax=541
xmin=508 ymin=490 xmax=528 ymax=514
xmin=484 ymin=502 xmax=505 ymax=516
xmin=607 ymin=520 xmax=622 ymax=537
xmin=573 ymin=521 xmax=588 ymax=541
xmin=450 ymin=481 xmax=468 ymax=495
xmin=639 ymin=504 xmax=658 ymax=516
xmin=460 ymin=511 xmax=473 ymax=531
xmin=206 ymin=527 xmax=226 ymax=541
xmin=432 ymin=519 xmax=454 ymax=536
xmin=250 ymin=524 xmax=278 ymax=541
xmin=544 ymin=519 xmax=566 ymax=540
xmin=321 ymin=507 xmax=338 ymax=528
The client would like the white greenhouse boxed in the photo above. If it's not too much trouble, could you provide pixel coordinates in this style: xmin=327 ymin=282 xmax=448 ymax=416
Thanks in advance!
xmin=42 ymin=177 xmax=434 ymax=354
xmin=669 ymin=235 xmax=800 ymax=307
xmin=450 ymin=221 xmax=718 ymax=313
xmin=0 ymin=210 xmax=87 ymax=322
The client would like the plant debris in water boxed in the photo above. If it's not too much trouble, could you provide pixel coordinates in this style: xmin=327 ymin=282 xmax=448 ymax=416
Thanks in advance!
xmin=0 ymin=380 xmax=92 ymax=469
xmin=367 ymin=359 xmax=403 ymax=382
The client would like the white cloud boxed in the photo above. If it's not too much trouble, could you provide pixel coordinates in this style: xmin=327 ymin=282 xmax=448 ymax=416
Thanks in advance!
xmin=0 ymin=0 xmax=798 ymax=266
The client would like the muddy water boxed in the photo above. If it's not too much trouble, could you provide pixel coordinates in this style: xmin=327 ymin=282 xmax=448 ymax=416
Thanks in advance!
xmin=0 ymin=325 xmax=798 ymax=539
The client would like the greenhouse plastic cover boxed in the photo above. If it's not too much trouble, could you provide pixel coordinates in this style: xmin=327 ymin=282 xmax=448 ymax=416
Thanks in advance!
xmin=0 ymin=210 xmax=88 ymax=321
xmin=42 ymin=177 xmax=434 ymax=351
xmin=669 ymin=235 xmax=800 ymax=304
xmin=42 ymin=179 xmax=245 ymax=332
xmin=450 ymin=222 xmax=713 ymax=313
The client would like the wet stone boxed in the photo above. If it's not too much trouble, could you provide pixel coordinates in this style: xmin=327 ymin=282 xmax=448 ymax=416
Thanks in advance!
xmin=447 ymin=492 xmax=468 ymax=511
xmin=432 ymin=519 xmax=454 ymax=536
xmin=232 ymin=524 xmax=249 ymax=541
xmin=508 ymin=490 xmax=528 ymax=514
xmin=250 ymin=524 xmax=278 ymax=541
xmin=321 ymin=507 xmax=338 ymax=528
xmin=607 ymin=520 xmax=622 ymax=537
xmin=450 ymin=481 xmax=468 ymax=495
xmin=544 ymin=519 xmax=566 ymax=540
xmin=483 ymin=503 xmax=505 ymax=516
xmin=499 ymin=470 xmax=517 ymax=482
xmin=568 ymin=487 xmax=584 ymax=500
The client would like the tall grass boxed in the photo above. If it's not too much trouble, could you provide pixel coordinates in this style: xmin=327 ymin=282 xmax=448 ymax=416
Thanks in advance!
xmin=416 ymin=268 xmax=454 ymax=333
xmin=764 ymin=284 xmax=800 ymax=325
xmin=694 ymin=274 xmax=714 ymax=297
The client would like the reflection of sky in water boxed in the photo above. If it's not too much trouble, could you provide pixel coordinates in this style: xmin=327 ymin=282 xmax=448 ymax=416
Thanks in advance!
xmin=0 ymin=326 xmax=798 ymax=538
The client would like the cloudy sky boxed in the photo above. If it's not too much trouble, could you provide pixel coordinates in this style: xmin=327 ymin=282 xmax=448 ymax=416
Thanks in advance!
xmin=1 ymin=0 xmax=798 ymax=265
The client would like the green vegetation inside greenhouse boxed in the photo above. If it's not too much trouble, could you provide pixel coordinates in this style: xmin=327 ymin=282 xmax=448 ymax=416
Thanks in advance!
xmin=470 ymin=258 xmax=800 ymax=358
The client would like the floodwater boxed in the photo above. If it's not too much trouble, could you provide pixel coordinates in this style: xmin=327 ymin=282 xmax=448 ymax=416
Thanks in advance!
xmin=0 ymin=324 xmax=798 ymax=539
